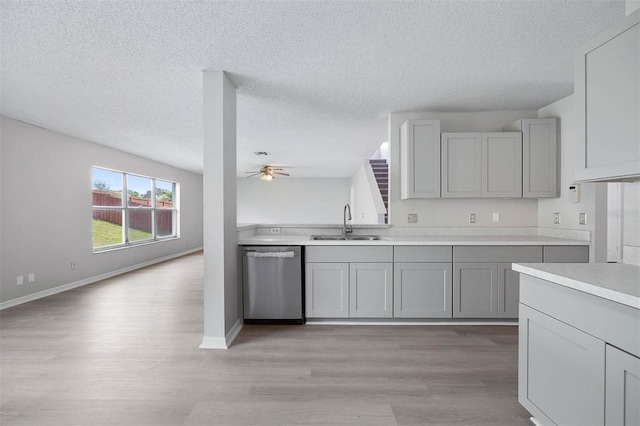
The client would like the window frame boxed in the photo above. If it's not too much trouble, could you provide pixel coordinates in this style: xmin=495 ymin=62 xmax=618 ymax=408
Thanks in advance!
xmin=92 ymin=167 xmax=179 ymax=252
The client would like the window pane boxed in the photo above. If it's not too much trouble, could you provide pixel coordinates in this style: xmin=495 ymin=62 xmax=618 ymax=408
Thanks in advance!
xmin=127 ymin=174 xmax=153 ymax=207
xmin=92 ymin=168 xmax=123 ymax=207
xmin=156 ymin=210 xmax=175 ymax=237
xmin=129 ymin=209 xmax=153 ymax=242
xmin=155 ymin=180 xmax=174 ymax=208
xmin=93 ymin=210 xmax=124 ymax=248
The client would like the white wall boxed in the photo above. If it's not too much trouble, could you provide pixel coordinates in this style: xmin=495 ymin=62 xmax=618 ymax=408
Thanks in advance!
xmin=537 ymin=95 xmax=608 ymax=262
xmin=388 ymin=110 xmax=539 ymax=227
xmin=622 ymin=181 xmax=640 ymax=265
xmin=350 ymin=161 xmax=384 ymax=224
xmin=237 ymin=178 xmax=350 ymax=224
xmin=0 ymin=116 xmax=204 ymax=305
xmin=627 ymin=0 xmax=640 ymax=15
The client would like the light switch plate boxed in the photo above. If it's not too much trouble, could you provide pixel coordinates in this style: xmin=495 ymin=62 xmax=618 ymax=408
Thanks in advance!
xmin=28 ymin=273 xmax=35 ymax=282
xmin=492 ymin=213 xmax=500 ymax=223
xmin=408 ymin=213 xmax=418 ymax=224
xmin=579 ymin=213 xmax=587 ymax=225
xmin=553 ymin=212 xmax=561 ymax=225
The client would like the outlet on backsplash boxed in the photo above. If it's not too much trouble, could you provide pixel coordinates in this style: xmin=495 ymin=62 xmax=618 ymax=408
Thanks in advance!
xmin=469 ymin=213 xmax=476 ymax=224
xmin=553 ymin=212 xmax=561 ymax=225
xmin=408 ymin=213 xmax=418 ymax=224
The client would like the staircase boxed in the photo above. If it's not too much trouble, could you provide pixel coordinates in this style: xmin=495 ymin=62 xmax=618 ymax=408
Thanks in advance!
xmin=369 ymin=159 xmax=388 ymax=224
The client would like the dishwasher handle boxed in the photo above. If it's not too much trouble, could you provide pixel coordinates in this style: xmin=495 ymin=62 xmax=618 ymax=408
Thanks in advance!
xmin=245 ymin=251 xmax=296 ymax=258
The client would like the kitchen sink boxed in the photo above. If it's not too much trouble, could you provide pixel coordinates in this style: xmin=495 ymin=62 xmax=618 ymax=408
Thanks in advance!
xmin=310 ymin=235 xmax=346 ymax=240
xmin=310 ymin=235 xmax=383 ymax=241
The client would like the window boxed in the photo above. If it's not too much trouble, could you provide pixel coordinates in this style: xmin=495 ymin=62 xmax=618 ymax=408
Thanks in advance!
xmin=92 ymin=167 xmax=178 ymax=250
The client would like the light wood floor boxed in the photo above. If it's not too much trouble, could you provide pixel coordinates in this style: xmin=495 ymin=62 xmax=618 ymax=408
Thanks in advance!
xmin=1 ymin=251 xmax=531 ymax=425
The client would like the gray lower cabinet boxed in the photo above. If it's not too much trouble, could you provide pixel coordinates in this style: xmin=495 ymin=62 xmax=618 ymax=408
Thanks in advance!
xmin=519 ymin=304 xmax=606 ymax=425
xmin=305 ymin=262 xmax=349 ymax=318
xmin=394 ymin=263 xmax=452 ymax=318
xmin=498 ymin=263 xmax=520 ymax=318
xmin=453 ymin=262 xmax=498 ymax=318
xmin=543 ymin=245 xmax=590 ymax=263
xmin=349 ymin=263 xmax=393 ymax=318
xmin=606 ymin=344 xmax=640 ymax=426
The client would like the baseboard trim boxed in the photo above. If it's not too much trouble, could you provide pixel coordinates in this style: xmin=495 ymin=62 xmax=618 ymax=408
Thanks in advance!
xmin=199 ymin=319 xmax=244 ymax=350
xmin=306 ymin=320 xmax=518 ymax=326
xmin=0 ymin=247 xmax=203 ymax=310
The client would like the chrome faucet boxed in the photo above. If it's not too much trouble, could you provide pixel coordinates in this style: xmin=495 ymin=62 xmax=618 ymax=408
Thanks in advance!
xmin=343 ymin=203 xmax=353 ymax=238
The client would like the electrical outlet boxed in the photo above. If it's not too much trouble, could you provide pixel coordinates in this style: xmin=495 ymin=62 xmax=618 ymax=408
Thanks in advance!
xmin=469 ymin=213 xmax=476 ymax=224
xmin=28 ymin=273 xmax=35 ymax=283
xmin=71 ymin=262 xmax=77 ymax=270
xmin=408 ymin=213 xmax=418 ymax=224
xmin=493 ymin=213 xmax=500 ymax=223
xmin=17 ymin=276 xmax=23 ymax=286
xmin=579 ymin=213 xmax=587 ymax=225
xmin=553 ymin=212 xmax=561 ymax=225
xmin=270 ymin=228 xmax=281 ymax=234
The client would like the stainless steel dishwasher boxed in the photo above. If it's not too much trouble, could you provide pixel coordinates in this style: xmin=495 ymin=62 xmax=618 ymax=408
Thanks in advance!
xmin=242 ymin=246 xmax=304 ymax=324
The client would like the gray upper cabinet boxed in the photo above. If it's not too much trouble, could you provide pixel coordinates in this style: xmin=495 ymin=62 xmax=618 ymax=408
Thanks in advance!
xmin=574 ymin=10 xmax=640 ymax=182
xmin=481 ymin=132 xmax=522 ymax=198
xmin=400 ymin=120 xmax=442 ymax=199
xmin=504 ymin=118 xmax=557 ymax=198
xmin=441 ymin=133 xmax=482 ymax=198
xmin=605 ymin=344 xmax=640 ymax=426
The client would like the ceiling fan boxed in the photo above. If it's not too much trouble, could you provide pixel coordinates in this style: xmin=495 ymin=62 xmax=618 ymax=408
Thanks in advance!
xmin=245 ymin=165 xmax=290 ymax=181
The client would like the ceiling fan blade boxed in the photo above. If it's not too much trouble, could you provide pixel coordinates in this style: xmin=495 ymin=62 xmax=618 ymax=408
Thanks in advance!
xmin=273 ymin=172 xmax=290 ymax=176
xmin=244 ymin=171 xmax=260 ymax=174
xmin=245 ymin=173 xmax=261 ymax=178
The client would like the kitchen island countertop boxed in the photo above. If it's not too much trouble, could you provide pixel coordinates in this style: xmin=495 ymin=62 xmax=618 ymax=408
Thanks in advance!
xmin=513 ymin=262 xmax=640 ymax=309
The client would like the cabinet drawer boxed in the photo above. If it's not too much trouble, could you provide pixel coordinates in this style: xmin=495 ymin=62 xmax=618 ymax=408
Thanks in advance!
xmin=454 ymin=246 xmax=542 ymax=263
xmin=306 ymin=246 xmax=393 ymax=263
xmin=394 ymin=246 xmax=452 ymax=262
xmin=543 ymin=246 xmax=589 ymax=263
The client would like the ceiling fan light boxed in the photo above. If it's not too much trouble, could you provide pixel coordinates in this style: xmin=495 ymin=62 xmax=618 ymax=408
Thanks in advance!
xmin=261 ymin=172 xmax=274 ymax=181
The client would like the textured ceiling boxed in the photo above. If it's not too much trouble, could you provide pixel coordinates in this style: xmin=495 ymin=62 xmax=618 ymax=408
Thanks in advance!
xmin=0 ymin=0 xmax=625 ymax=177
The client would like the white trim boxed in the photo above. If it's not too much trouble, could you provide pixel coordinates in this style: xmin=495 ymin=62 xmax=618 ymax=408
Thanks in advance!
xmin=225 ymin=319 xmax=243 ymax=347
xmin=530 ymin=417 xmax=543 ymax=426
xmin=199 ymin=336 xmax=228 ymax=349
xmin=199 ymin=319 xmax=243 ymax=350
xmin=0 ymin=247 xmax=203 ymax=310
xmin=305 ymin=321 xmax=517 ymax=326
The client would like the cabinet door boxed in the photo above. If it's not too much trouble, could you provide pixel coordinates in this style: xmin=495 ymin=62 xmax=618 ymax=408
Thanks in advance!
xmin=453 ymin=262 xmax=498 ymax=318
xmin=441 ymin=133 xmax=482 ymax=198
xmin=522 ymin=119 xmax=557 ymax=198
xmin=400 ymin=120 xmax=441 ymax=199
xmin=481 ymin=132 xmax=522 ymax=198
xmin=349 ymin=263 xmax=393 ymax=318
xmin=606 ymin=344 xmax=640 ymax=426
xmin=575 ymin=11 xmax=640 ymax=182
xmin=519 ymin=304 xmax=605 ymax=426
xmin=394 ymin=263 xmax=452 ymax=318
xmin=305 ymin=263 xmax=349 ymax=318
xmin=497 ymin=263 xmax=519 ymax=318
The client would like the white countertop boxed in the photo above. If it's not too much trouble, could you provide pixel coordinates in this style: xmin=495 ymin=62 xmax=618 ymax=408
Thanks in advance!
xmin=513 ymin=263 xmax=640 ymax=309
xmin=238 ymin=234 xmax=590 ymax=246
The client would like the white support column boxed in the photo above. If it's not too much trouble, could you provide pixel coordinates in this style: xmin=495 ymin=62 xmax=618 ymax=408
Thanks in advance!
xmin=200 ymin=70 xmax=242 ymax=349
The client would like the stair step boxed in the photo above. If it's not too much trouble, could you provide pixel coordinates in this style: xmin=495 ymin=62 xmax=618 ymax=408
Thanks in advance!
xmin=369 ymin=159 xmax=387 ymax=163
